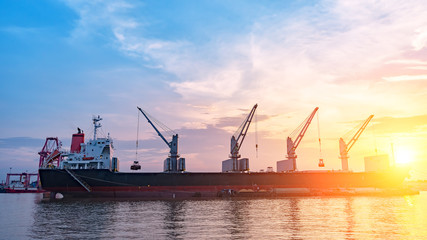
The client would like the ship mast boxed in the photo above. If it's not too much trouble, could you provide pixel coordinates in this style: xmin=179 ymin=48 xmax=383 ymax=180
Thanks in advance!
xmin=93 ymin=115 xmax=102 ymax=140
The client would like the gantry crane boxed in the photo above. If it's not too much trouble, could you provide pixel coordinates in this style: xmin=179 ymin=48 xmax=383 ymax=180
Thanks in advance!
xmin=137 ymin=106 xmax=184 ymax=172
xmin=287 ymin=107 xmax=319 ymax=171
xmin=230 ymin=104 xmax=258 ymax=172
xmin=339 ymin=115 xmax=374 ymax=171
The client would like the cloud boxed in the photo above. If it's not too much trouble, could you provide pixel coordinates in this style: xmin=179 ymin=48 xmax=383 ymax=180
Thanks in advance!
xmin=64 ymin=0 xmax=137 ymax=41
xmin=62 ymin=0 xmax=427 ymax=119
xmin=161 ymin=0 xmax=427 ymax=120
xmin=0 ymin=138 xmax=44 ymax=180
xmin=385 ymin=59 xmax=427 ymax=65
xmin=385 ymin=59 xmax=427 ymax=71
xmin=413 ymin=26 xmax=427 ymax=50
xmin=169 ymin=70 xmax=243 ymax=99
xmin=0 ymin=137 xmax=45 ymax=149
xmin=215 ymin=113 xmax=270 ymax=129
xmin=64 ymin=0 xmax=196 ymax=69
xmin=383 ymin=75 xmax=427 ymax=82
xmin=370 ymin=115 xmax=427 ymax=134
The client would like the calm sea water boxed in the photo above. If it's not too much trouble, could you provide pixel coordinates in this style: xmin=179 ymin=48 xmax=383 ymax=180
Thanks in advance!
xmin=0 ymin=193 xmax=426 ymax=240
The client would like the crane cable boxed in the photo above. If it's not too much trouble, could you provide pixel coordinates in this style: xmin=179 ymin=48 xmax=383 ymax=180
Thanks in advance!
xmin=142 ymin=110 xmax=176 ymax=137
xmin=136 ymin=109 xmax=140 ymax=162
xmin=317 ymin=111 xmax=322 ymax=158
xmin=255 ymin=109 xmax=258 ymax=158
xmin=372 ymin=121 xmax=378 ymax=155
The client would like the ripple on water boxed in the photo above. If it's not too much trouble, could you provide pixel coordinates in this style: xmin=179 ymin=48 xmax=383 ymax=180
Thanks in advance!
xmin=1 ymin=193 xmax=426 ymax=239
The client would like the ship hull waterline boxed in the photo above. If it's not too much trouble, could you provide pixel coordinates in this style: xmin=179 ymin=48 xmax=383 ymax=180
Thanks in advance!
xmin=4 ymin=188 xmax=45 ymax=193
xmin=38 ymin=169 xmax=412 ymax=199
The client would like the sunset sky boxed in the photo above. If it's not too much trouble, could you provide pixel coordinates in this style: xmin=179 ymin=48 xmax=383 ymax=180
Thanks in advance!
xmin=1 ymin=0 xmax=426 ymax=180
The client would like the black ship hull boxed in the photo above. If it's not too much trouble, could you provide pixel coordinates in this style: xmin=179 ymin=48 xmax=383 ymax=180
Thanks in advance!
xmin=39 ymin=168 xmax=410 ymax=199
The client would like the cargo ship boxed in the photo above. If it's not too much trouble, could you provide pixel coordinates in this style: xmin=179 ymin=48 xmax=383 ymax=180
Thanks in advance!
xmin=39 ymin=168 xmax=409 ymax=198
xmin=39 ymin=107 xmax=412 ymax=199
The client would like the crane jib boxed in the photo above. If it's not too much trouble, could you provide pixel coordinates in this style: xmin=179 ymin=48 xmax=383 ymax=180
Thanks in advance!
xmin=137 ymin=107 xmax=171 ymax=147
xmin=230 ymin=104 xmax=258 ymax=158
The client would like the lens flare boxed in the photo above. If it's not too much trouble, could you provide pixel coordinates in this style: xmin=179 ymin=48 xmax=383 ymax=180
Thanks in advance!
xmin=394 ymin=147 xmax=415 ymax=165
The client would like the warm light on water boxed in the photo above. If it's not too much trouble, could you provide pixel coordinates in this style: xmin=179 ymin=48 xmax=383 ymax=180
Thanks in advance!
xmin=0 ymin=193 xmax=426 ymax=239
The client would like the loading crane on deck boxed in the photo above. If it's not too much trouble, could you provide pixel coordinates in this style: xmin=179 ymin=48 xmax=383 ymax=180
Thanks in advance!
xmin=137 ymin=106 xmax=185 ymax=172
xmin=339 ymin=115 xmax=374 ymax=171
xmin=229 ymin=104 xmax=258 ymax=172
xmin=287 ymin=107 xmax=319 ymax=171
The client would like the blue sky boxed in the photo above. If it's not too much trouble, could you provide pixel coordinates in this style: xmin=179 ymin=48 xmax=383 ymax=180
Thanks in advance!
xmin=1 ymin=0 xmax=427 ymax=180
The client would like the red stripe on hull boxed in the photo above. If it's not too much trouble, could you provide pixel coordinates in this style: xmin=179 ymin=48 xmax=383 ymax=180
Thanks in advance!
xmin=5 ymin=188 xmax=45 ymax=193
xmin=44 ymin=185 xmax=275 ymax=198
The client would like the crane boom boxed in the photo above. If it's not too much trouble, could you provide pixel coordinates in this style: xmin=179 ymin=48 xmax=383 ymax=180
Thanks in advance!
xmin=137 ymin=107 xmax=170 ymax=147
xmin=230 ymin=104 xmax=258 ymax=172
xmin=287 ymin=107 xmax=319 ymax=171
xmin=137 ymin=106 xmax=181 ymax=172
xmin=339 ymin=114 xmax=374 ymax=171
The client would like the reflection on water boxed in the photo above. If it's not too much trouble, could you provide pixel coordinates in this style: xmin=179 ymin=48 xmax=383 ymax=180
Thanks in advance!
xmin=344 ymin=198 xmax=355 ymax=240
xmin=0 ymin=193 xmax=426 ymax=239
xmin=163 ymin=201 xmax=186 ymax=239
xmin=224 ymin=199 xmax=249 ymax=237
xmin=30 ymin=200 xmax=118 ymax=239
xmin=288 ymin=198 xmax=301 ymax=239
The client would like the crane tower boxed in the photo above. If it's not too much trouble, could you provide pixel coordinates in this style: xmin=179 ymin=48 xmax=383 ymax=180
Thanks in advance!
xmin=137 ymin=107 xmax=185 ymax=172
xmin=339 ymin=115 xmax=374 ymax=171
xmin=222 ymin=104 xmax=258 ymax=172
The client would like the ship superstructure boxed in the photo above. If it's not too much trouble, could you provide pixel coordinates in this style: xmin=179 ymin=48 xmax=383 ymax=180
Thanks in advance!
xmin=45 ymin=116 xmax=119 ymax=171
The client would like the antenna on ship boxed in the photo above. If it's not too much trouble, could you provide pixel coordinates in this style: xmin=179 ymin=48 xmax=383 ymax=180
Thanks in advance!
xmin=93 ymin=115 xmax=103 ymax=140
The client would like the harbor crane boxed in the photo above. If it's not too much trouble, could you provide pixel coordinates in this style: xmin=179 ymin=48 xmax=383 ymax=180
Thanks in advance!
xmin=230 ymin=104 xmax=258 ymax=172
xmin=38 ymin=137 xmax=62 ymax=169
xmin=287 ymin=107 xmax=319 ymax=171
xmin=339 ymin=115 xmax=374 ymax=171
xmin=137 ymin=106 xmax=184 ymax=172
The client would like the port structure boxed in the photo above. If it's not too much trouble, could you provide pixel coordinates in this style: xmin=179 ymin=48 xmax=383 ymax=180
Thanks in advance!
xmin=229 ymin=104 xmax=258 ymax=172
xmin=339 ymin=115 xmax=374 ymax=171
xmin=5 ymin=172 xmax=40 ymax=192
xmin=38 ymin=137 xmax=62 ymax=169
xmin=37 ymin=137 xmax=62 ymax=190
xmin=287 ymin=107 xmax=319 ymax=171
xmin=137 ymin=106 xmax=184 ymax=172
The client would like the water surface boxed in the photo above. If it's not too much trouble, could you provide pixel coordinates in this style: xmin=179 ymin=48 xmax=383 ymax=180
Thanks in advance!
xmin=0 ymin=193 xmax=426 ymax=239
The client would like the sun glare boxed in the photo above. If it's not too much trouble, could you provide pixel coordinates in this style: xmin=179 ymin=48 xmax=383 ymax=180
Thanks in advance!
xmin=393 ymin=147 xmax=415 ymax=165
